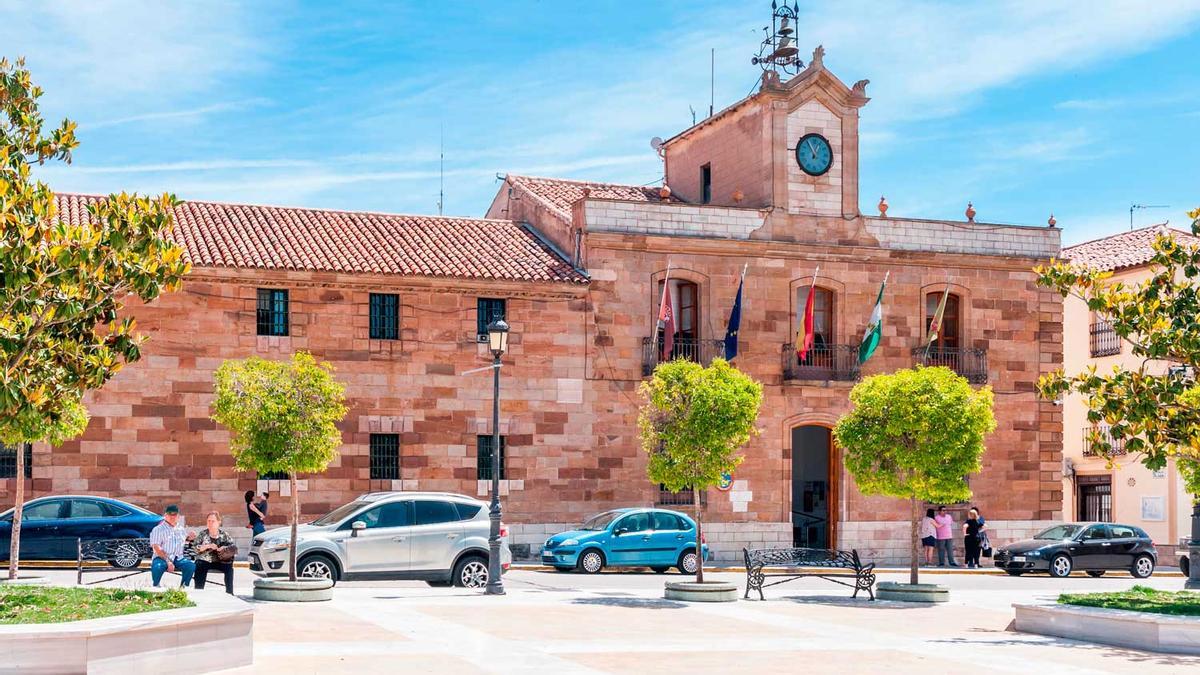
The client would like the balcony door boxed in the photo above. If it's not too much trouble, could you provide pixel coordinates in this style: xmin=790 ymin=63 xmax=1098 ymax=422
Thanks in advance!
xmin=791 ymin=425 xmax=836 ymax=549
xmin=796 ymin=287 xmax=835 ymax=368
xmin=925 ymin=291 xmax=960 ymax=350
xmin=658 ymin=279 xmax=700 ymax=361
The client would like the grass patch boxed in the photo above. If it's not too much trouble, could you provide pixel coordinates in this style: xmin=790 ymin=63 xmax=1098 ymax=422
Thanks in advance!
xmin=0 ymin=585 xmax=193 ymax=624
xmin=1058 ymin=585 xmax=1200 ymax=617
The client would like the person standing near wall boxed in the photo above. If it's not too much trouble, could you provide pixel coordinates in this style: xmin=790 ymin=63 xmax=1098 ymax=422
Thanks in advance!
xmin=934 ymin=506 xmax=958 ymax=567
xmin=920 ymin=508 xmax=938 ymax=566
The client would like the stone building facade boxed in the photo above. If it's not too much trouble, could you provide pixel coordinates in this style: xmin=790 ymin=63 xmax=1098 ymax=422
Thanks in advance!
xmin=2 ymin=51 xmax=1063 ymax=563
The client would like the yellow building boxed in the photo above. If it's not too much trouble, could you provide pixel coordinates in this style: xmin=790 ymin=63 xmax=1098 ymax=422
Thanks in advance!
xmin=1062 ymin=224 xmax=1197 ymax=558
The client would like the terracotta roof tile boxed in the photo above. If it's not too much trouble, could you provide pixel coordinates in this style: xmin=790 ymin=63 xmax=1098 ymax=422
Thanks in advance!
xmin=1062 ymin=224 xmax=1200 ymax=272
xmin=507 ymin=174 xmax=682 ymax=222
xmin=53 ymin=194 xmax=587 ymax=284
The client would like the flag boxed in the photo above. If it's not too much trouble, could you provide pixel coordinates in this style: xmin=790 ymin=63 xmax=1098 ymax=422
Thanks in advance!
xmin=723 ymin=265 xmax=747 ymax=361
xmin=794 ymin=266 xmax=820 ymax=360
xmin=656 ymin=265 xmax=675 ymax=361
xmin=925 ymin=285 xmax=951 ymax=350
xmin=858 ymin=273 xmax=889 ymax=364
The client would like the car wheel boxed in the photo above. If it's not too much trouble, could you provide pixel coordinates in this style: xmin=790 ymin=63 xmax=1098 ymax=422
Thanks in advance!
xmin=107 ymin=542 xmax=143 ymax=569
xmin=677 ymin=549 xmax=699 ymax=575
xmin=1131 ymin=554 xmax=1155 ymax=579
xmin=577 ymin=549 xmax=605 ymax=574
xmin=426 ymin=579 xmax=453 ymax=587
xmin=454 ymin=555 xmax=489 ymax=588
xmin=1005 ymin=570 xmax=1024 ymax=577
xmin=1049 ymin=553 xmax=1072 ymax=578
xmin=1086 ymin=570 xmax=1105 ymax=578
xmin=651 ymin=566 xmax=670 ymax=574
xmin=298 ymin=554 xmax=339 ymax=583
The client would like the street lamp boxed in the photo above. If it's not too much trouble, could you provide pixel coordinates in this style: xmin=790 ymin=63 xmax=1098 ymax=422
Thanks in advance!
xmin=485 ymin=318 xmax=509 ymax=595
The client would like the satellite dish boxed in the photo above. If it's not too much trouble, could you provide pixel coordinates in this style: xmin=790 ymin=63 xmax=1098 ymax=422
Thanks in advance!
xmin=650 ymin=136 xmax=665 ymax=157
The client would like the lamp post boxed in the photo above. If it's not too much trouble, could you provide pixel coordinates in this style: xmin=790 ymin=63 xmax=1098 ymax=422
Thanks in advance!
xmin=485 ymin=318 xmax=510 ymax=596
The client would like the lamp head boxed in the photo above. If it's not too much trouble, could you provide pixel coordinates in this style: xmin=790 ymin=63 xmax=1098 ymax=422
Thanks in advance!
xmin=487 ymin=318 xmax=510 ymax=356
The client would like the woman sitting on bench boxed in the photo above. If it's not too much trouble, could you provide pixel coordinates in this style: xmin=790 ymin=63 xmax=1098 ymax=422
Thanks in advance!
xmin=193 ymin=511 xmax=237 ymax=594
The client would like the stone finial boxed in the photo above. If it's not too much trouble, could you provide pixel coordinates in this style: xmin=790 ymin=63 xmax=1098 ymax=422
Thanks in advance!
xmin=811 ymin=45 xmax=825 ymax=68
xmin=658 ymin=185 xmax=672 ymax=201
xmin=878 ymin=196 xmax=888 ymax=218
xmin=581 ymin=187 xmax=591 ymax=199
xmin=732 ymin=188 xmax=745 ymax=204
xmin=852 ymin=79 xmax=870 ymax=95
xmin=965 ymin=202 xmax=976 ymax=223
xmin=1047 ymin=213 xmax=1057 ymax=228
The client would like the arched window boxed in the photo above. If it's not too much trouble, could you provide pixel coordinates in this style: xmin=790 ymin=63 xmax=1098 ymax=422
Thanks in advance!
xmin=656 ymin=279 xmax=702 ymax=361
xmin=925 ymin=291 xmax=960 ymax=350
xmin=796 ymin=287 xmax=835 ymax=366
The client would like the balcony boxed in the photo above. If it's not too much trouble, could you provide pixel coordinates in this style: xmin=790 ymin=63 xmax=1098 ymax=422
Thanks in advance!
xmin=1082 ymin=427 xmax=1127 ymax=457
xmin=642 ymin=337 xmax=725 ymax=376
xmin=781 ymin=343 xmax=860 ymax=382
xmin=1089 ymin=321 xmax=1120 ymax=357
xmin=912 ymin=347 xmax=988 ymax=384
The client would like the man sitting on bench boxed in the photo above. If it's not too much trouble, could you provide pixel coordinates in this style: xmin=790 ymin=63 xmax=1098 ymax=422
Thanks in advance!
xmin=150 ymin=504 xmax=196 ymax=588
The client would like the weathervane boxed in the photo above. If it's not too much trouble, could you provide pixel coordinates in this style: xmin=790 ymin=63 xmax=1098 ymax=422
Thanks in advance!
xmin=752 ymin=1 xmax=803 ymax=77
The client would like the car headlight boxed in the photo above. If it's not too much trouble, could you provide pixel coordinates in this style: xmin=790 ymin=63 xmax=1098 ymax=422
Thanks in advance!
xmin=1025 ymin=550 xmax=1040 ymax=558
xmin=561 ymin=539 xmax=579 ymax=547
xmin=263 ymin=537 xmax=294 ymax=551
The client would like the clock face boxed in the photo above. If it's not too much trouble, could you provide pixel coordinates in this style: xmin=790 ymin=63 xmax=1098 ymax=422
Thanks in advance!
xmin=795 ymin=133 xmax=833 ymax=176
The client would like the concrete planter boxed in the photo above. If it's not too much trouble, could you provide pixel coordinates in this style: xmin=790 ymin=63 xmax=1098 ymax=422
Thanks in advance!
xmin=664 ymin=580 xmax=738 ymax=603
xmin=0 ymin=587 xmax=252 ymax=674
xmin=253 ymin=576 xmax=334 ymax=602
xmin=1015 ymin=603 xmax=1200 ymax=655
xmin=875 ymin=581 xmax=949 ymax=603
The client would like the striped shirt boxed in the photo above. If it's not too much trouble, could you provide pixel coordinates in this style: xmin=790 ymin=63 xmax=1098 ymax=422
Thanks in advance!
xmin=149 ymin=520 xmax=188 ymax=559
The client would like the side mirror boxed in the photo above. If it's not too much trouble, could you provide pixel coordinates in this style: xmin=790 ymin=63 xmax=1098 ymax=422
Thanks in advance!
xmin=351 ymin=521 xmax=366 ymax=537
xmin=614 ymin=528 xmax=627 ymax=537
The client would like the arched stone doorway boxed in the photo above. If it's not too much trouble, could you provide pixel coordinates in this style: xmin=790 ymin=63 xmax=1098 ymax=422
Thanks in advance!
xmin=791 ymin=424 xmax=837 ymax=549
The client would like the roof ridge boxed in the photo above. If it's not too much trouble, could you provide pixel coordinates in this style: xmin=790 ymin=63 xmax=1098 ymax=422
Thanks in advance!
xmin=507 ymin=174 xmax=659 ymax=190
xmin=1062 ymin=222 xmax=1171 ymax=252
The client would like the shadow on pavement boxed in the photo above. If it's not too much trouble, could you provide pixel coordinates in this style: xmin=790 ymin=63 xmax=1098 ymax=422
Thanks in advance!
xmin=571 ymin=596 xmax=688 ymax=610
xmin=775 ymin=594 xmax=934 ymax=609
xmin=930 ymin=635 xmax=1200 ymax=668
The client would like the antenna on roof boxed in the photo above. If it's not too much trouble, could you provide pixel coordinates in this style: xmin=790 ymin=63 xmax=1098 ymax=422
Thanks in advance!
xmin=438 ymin=123 xmax=445 ymax=216
xmin=1130 ymin=203 xmax=1169 ymax=230
xmin=709 ymin=47 xmax=715 ymax=118
xmin=689 ymin=105 xmax=696 ymax=126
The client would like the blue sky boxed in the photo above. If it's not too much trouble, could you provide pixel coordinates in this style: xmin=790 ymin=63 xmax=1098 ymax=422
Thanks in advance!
xmin=4 ymin=0 xmax=1199 ymax=245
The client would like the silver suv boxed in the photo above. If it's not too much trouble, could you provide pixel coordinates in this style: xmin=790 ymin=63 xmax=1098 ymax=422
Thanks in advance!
xmin=248 ymin=492 xmax=511 ymax=587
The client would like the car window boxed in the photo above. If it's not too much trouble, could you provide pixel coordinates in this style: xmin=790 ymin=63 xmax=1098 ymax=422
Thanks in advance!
xmin=1133 ymin=527 xmax=1150 ymax=539
xmin=315 ymin=501 xmax=371 ymax=526
xmin=1081 ymin=525 xmax=1108 ymax=540
xmin=653 ymin=513 xmax=681 ymax=530
xmin=102 ymin=502 xmax=130 ymax=517
xmin=67 ymin=500 xmax=106 ymax=519
xmin=349 ymin=501 xmax=411 ymax=529
xmin=1109 ymin=525 xmax=1136 ymax=538
xmin=454 ymin=503 xmax=482 ymax=520
xmin=617 ymin=512 xmax=651 ymax=533
xmin=22 ymin=501 xmax=64 ymax=520
xmin=414 ymin=501 xmax=459 ymax=526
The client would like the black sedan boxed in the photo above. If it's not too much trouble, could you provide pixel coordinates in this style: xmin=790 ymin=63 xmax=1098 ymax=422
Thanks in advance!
xmin=0 ymin=495 xmax=162 ymax=566
xmin=995 ymin=523 xmax=1157 ymax=578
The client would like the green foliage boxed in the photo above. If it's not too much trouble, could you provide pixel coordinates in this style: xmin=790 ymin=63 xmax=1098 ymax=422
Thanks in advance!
xmin=834 ymin=367 xmax=996 ymax=504
xmin=638 ymin=358 xmax=763 ymax=492
xmin=1036 ymin=207 xmax=1200 ymax=496
xmin=0 ymin=585 xmax=191 ymax=624
xmin=211 ymin=352 xmax=348 ymax=476
xmin=0 ymin=395 xmax=88 ymax=447
xmin=1059 ymin=585 xmax=1200 ymax=617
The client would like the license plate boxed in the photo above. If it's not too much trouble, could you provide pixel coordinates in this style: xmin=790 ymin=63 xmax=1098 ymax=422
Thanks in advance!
xmin=542 ymin=550 xmax=555 ymax=557
xmin=1012 ymin=556 xmax=1026 ymax=562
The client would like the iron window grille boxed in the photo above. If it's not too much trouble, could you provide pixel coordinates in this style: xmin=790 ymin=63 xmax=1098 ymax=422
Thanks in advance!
xmin=476 ymin=298 xmax=506 ymax=340
xmin=477 ymin=434 xmax=506 ymax=480
xmin=256 ymin=289 xmax=289 ymax=336
xmin=0 ymin=444 xmax=32 ymax=479
xmin=657 ymin=484 xmax=706 ymax=506
xmin=1083 ymin=426 xmax=1127 ymax=456
xmin=369 ymin=293 xmax=400 ymax=340
xmin=258 ymin=470 xmax=288 ymax=480
xmin=369 ymin=433 xmax=401 ymax=480
xmin=1089 ymin=321 xmax=1120 ymax=357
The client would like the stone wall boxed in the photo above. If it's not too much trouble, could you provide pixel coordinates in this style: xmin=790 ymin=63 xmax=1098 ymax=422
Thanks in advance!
xmin=582 ymin=199 xmax=767 ymax=240
xmin=865 ymin=216 xmax=1060 ymax=259
xmin=786 ymin=99 xmax=843 ymax=216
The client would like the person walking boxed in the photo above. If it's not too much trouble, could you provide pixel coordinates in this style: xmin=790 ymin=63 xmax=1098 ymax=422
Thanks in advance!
xmin=919 ymin=508 xmax=938 ymax=566
xmin=934 ymin=506 xmax=958 ymax=567
xmin=149 ymin=504 xmax=196 ymax=587
xmin=963 ymin=508 xmax=985 ymax=568
xmin=245 ymin=490 xmax=266 ymax=537
xmin=194 ymin=511 xmax=237 ymax=594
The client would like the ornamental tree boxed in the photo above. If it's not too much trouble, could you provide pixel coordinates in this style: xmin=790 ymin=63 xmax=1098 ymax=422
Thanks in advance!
xmin=1 ymin=57 xmax=189 ymax=580
xmin=638 ymin=358 xmax=762 ymax=583
xmin=834 ymin=366 xmax=995 ymax=586
xmin=211 ymin=352 xmax=347 ymax=581
xmin=1036 ymin=208 xmax=1200 ymax=500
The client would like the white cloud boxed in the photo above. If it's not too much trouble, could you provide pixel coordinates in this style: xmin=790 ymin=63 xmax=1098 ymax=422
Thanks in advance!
xmin=83 ymin=99 xmax=271 ymax=130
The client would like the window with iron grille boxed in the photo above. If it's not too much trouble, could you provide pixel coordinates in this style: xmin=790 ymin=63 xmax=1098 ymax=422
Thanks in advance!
xmin=369 ymin=293 xmax=399 ymax=340
xmin=1077 ymin=474 xmax=1112 ymax=522
xmin=258 ymin=470 xmax=288 ymax=480
xmin=0 ymin=444 xmax=32 ymax=479
xmin=370 ymin=433 xmax=401 ymax=480
xmin=256 ymin=288 xmax=289 ymax=336
xmin=1089 ymin=320 xmax=1120 ymax=357
xmin=477 ymin=434 xmax=506 ymax=480
xmin=476 ymin=298 xmax=506 ymax=339
xmin=657 ymin=484 xmax=706 ymax=506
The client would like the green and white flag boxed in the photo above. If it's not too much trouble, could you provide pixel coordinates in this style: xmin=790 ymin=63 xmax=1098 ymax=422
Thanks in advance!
xmin=858 ymin=272 xmax=889 ymax=364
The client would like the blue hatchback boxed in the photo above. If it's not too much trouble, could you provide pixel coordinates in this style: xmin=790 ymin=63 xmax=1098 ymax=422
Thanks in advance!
xmin=0 ymin=495 xmax=162 ymax=566
xmin=542 ymin=508 xmax=710 ymax=574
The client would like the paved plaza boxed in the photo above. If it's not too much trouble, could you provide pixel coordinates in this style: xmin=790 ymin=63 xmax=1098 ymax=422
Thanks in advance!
xmin=35 ymin=566 xmax=1200 ymax=674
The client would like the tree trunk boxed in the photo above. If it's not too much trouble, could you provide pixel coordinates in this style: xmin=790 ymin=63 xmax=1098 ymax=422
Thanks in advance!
xmin=909 ymin=496 xmax=920 ymax=586
xmin=289 ymin=472 xmax=299 ymax=581
xmin=7 ymin=446 xmax=25 ymax=581
xmin=693 ymin=485 xmax=704 ymax=584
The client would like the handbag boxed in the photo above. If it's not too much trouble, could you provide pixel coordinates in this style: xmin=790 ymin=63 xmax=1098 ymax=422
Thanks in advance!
xmin=980 ymin=532 xmax=993 ymax=558
xmin=216 ymin=545 xmax=238 ymax=564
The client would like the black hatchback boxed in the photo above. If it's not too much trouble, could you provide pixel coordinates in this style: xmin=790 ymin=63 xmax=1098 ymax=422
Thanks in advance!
xmin=994 ymin=523 xmax=1157 ymax=578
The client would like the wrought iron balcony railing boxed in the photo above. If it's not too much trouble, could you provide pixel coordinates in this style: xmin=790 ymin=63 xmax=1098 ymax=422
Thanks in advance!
xmin=642 ymin=337 xmax=725 ymax=376
xmin=1089 ymin=321 xmax=1120 ymax=357
xmin=781 ymin=343 xmax=860 ymax=382
xmin=911 ymin=346 xmax=988 ymax=384
xmin=1082 ymin=426 xmax=1127 ymax=457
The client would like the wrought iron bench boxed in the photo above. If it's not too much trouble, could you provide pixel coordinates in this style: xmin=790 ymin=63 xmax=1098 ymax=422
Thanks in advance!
xmin=76 ymin=537 xmax=197 ymax=586
xmin=742 ymin=547 xmax=875 ymax=600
